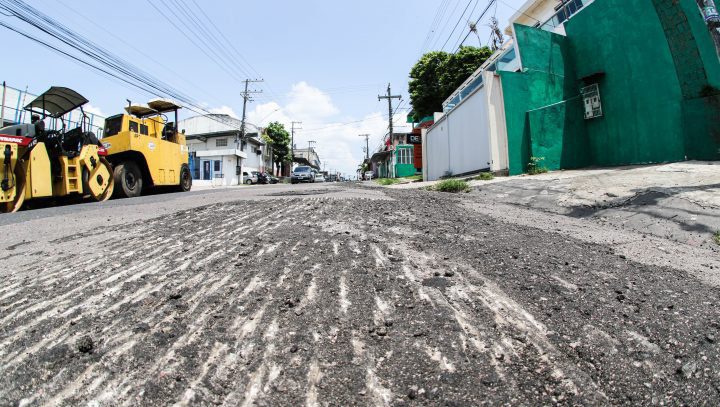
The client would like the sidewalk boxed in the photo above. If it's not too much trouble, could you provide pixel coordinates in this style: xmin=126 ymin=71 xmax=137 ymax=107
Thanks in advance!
xmin=384 ymin=161 xmax=720 ymax=248
xmin=467 ymin=161 xmax=720 ymax=249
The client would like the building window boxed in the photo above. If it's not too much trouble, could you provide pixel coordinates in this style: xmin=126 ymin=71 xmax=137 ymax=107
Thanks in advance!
xmin=541 ymin=0 xmax=585 ymax=31
xmin=216 ymin=138 xmax=228 ymax=147
xmin=397 ymin=147 xmax=413 ymax=165
xmin=214 ymin=160 xmax=222 ymax=172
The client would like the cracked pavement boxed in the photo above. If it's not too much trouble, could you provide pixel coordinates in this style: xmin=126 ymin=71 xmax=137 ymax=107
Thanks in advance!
xmin=1 ymin=183 xmax=719 ymax=406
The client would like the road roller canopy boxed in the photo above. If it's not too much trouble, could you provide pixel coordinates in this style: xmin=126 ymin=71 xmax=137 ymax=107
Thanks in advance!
xmin=147 ymin=99 xmax=182 ymax=114
xmin=124 ymin=99 xmax=182 ymax=119
xmin=24 ymin=86 xmax=89 ymax=119
xmin=124 ymin=104 xmax=157 ymax=118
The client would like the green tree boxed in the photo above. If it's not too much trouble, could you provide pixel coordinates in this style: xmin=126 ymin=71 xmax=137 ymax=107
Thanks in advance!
xmin=408 ymin=51 xmax=450 ymax=122
xmin=264 ymin=121 xmax=290 ymax=175
xmin=408 ymin=46 xmax=494 ymax=121
xmin=440 ymin=46 xmax=493 ymax=96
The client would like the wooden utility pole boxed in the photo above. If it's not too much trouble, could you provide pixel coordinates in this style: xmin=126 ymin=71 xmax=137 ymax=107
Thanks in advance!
xmin=291 ymin=121 xmax=302 ymax=165
xmin=240 ymin=79 xmax=263 ymax=139
xmin=359 ymin=134 xmax=370 ymax=160
xmin=378 ymin=83 xmax=401 ymax=146
xmin=378 ymin=84 xmax=401 ymax=178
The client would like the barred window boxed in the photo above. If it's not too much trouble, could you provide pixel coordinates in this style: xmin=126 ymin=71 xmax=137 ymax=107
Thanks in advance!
xmin=216 ymin=138 xmax=228 ymax=147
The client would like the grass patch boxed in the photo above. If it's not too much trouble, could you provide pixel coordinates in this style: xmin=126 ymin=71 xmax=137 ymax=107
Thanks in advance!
xmin=474 ymin=172 xmax=494 ymax=181
xmin=376 ymin=178 xmax=400 ymax=186
xmin=714 ymin=231 xmax=720 ymax=246
xmin=402 ymin=175 xmax=423 ymax=182
xmin=432 ymin=179 xmax=470 ymax=193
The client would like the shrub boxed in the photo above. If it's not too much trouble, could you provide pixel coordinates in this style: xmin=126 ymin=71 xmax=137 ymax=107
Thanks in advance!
xmin=528 ymin=156 xmax=548 ymax=175
xmin=474 ymin=172 xmax=494 ymax=181
xmin=433 ymin=179 xmax=470 ymax=193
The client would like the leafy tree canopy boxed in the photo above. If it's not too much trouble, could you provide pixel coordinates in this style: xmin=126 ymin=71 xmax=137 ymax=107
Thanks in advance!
xmin=409 ymin=46 xmax=494 ymax=121
xmin=264 ymin=121 xmax=291 ymax=163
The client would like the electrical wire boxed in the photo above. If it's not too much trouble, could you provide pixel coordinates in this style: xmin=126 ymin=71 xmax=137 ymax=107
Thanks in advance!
xmin=453 ymin=0 xmax=497 ymax=53
xmin=439 ymin=0 xmax=476 ymax=51
xmin=0 ymin=0 xmax=257 ymax=132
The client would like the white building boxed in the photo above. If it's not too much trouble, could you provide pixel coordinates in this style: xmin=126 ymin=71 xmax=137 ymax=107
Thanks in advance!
xmin=505 ymin=0 xmax=594 ymax=36
xmin=179 ymin=114 xmax=271 ymax=187
xmin=292 ymin=147 xmax=321 ymax=170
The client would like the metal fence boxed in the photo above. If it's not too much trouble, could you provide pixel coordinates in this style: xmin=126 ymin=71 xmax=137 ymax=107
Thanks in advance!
xmin=1 ymin=83 xmax=106 ymax=136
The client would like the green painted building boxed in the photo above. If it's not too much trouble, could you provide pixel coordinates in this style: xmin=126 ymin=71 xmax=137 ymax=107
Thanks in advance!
xmin=500 ymin=0 xmax=720 ymax=175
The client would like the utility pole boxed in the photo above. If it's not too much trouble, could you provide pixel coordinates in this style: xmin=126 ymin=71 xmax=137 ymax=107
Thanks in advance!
xmin=308 ymin=140 xmax=316 ymax=168
xmin=378 ymin=83 xmax=401 ymax=178
xmin=240 ymin=79 xmax=264 ymax=139
xmin=291 ymin=121 xmax=302 ymax=167
xmin=359 ymin=134 xmax=370 ymax=160
xmin=378 ymin=83 xmax=402 ymax=147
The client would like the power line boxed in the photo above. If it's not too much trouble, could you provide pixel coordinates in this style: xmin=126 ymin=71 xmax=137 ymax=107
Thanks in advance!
xmin=50 ymin=0 xmax=223 ymax=106
xmin=0 ymin=0 xmax=262 ymax=133
xmin=420 ymin=0 xmax=453 ymax=53
xmin=453 ymin=0 xmax=497 ymax=53
xmin=429 ymin=0 xmax=464 ymax=50
xmin=439 ymin=0 xmax=476 ymax=51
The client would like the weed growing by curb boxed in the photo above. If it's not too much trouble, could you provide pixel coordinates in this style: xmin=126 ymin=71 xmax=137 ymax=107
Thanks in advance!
xmin=376 ymin=178 xmax=400 ymax=186
xmin=528 ymin=156 xmax=548 ymax=175
xmin=432 ymin=179 xmax=470 ymax=193
xmin=714 ymin=231 xmax=720 ymax=246
xmin=474 ymin=172 xmax=494 ymax=181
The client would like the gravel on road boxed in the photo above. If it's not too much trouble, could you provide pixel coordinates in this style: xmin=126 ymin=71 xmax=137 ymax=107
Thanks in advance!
xmin=1 ymin=185 xmax=719 ymax=405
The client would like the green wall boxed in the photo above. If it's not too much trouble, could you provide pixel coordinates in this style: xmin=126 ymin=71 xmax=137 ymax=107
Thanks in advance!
xmin=499 ymin=0 xmax=720 ymax=175
xmin=566 ymin=0 xmax=687 ymax=166
xmin=500 ymin=25 xmax=584 ymax=175
xmin=527 ymin=98 xmax=590 ymax=171
xmin=683 ymin=95 xmax=720 ymax=159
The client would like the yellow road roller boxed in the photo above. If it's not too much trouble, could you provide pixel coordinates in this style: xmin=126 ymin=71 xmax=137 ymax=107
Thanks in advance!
xmin=0 ymin=87 xmax=114 ymax=213
xmin=101 ymin=99 xmax=191 ymax=198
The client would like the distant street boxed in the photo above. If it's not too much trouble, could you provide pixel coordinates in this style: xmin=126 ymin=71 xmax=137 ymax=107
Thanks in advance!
xmin=1 ymin=183 xmax=719 ymax=405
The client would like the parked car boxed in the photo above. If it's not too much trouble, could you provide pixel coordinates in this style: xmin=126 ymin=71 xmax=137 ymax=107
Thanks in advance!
xmin=314 ymin=173 xmax=326 ymax=182
xmin=364 ymin=171 xmax=374 ymax=180
xmin=242 ymin=171 xmax=258 ymax=185
xmin=255 ymin=171 xmax=269 ymax=184
xmin=291 ymin=166 xmax=315 ymax=184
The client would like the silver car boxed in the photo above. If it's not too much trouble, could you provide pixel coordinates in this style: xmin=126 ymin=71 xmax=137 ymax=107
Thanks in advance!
xmin=291 ymin=166 xmax=315 ymax=184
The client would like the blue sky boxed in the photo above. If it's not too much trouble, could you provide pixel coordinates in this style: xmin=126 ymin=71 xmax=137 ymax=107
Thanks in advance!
xmin=0 ymin=0 xmax=523 ymax=176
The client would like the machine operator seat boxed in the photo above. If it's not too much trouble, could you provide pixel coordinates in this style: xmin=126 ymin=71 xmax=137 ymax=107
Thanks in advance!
xmin=163 ymin=122 xmax=175 ymax=141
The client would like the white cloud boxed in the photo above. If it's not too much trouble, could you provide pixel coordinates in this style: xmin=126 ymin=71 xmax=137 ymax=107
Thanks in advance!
xmin=284 ymin=81 xmax=339 ymax=120
xmin=209 ymin=105 xmax=239 ymax=119
xmin=84 ymin=104 xmax=106 ymax=117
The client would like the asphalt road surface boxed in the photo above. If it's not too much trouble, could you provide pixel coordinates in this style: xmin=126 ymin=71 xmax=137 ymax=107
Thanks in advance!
xmin=1 ymin=183 xmax=719 ymax=405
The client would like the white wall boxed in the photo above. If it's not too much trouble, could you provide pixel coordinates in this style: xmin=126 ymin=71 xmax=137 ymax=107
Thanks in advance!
xmin=425 ymin=82 xmax=498 ymax=181
xmin=425 ymin=116 xmax=450 ymax=181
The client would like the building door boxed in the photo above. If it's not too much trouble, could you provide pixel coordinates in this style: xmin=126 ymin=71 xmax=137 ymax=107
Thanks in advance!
xmin=202 ymin=160 xmax=211 ymax=180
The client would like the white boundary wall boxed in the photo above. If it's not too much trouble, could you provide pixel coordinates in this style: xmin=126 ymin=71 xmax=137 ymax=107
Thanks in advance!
xmin=424 ymin=72 xmax=508 ymax=181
